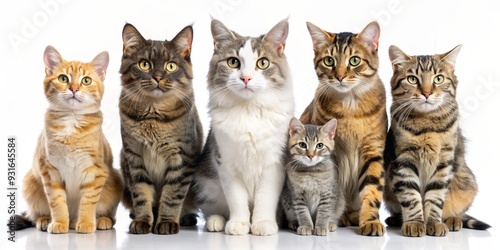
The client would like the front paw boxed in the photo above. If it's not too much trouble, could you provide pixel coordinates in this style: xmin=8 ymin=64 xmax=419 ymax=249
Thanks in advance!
xmin=76 ymin=221 xmax=96 ymax=234
xmin=297 ymin=225 xmax=313 ymax=236
xmin=360 ymin=221 xmax=385 ymax=236
xmin=402 ymin=221 xmax=425 ymax=237
xmin=129 ymin=220 xmax=152 ymax=234
xmin=315 ymin=225 xmax=328 ymax=236
xmin=328 ymin=223 xmax=338 ymax=232
xmin=251 ymin=220 xmax=278 ymax=236
xmin=205 ymin=215 xmax=226 ymax=232
xmin=444 ymin=217 xmax=463 ymax=231
xmin=36 ymin=217 xmax=50 ymax=231
xmin=96 ymin=217 xmax=114 ymax=230
xmin=426 ymin=222 xmax=449 ymax=236
xmin=154 ymin=220 xmax=180 ymax=235
xmin=48 ymin=221 xmax=69 ymax=234
xmin=225 ymin=220 xmax=250 ymax=235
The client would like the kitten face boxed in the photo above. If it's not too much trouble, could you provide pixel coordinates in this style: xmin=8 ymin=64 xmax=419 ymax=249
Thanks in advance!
xmin=120 ymin=23 xmax=193 ymax=99
xmin=389 ymin=45 xmax=461 ymax=113
xmin=43 ymin=46 xmax=108 ymax=111
xmin=288 ymin=118 xmax=336 ymax=167
xmin=306 ymin=21 xmax=380 ymax=95
xmin=208 ymin=19 xmax=289 ymax=100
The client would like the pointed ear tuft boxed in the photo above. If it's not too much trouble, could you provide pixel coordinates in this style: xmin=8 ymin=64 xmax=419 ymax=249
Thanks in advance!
xmin=438 ymin=44 xmax=462 ymax=71
xmin=122 ymin=23 xmax=146 ymax=55
xmin=320 ymin=119 xmax=337 ymax=141
xmin=358 ymin=21 xmax=380 ymax=52
xmin=43 ymin=45 xmax=63 ymax=75
xmin=90 ymin=51 xmax=109 ymax=80
xmin=263 ymin=19 xmax=289 ymax=54
xmin=289 ymin=117 xmax=305 ymax=137
xmin=388 ymin=45 xmax=411 ymax=71
xmin=173 ymin=25 xmax=193 ymax=58
xmin=306 ymin=22 xmax=332 ymax=52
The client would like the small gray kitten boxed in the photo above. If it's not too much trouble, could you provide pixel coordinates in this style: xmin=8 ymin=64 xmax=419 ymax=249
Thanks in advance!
xmin=280 ymin=117 xmax=345 ymax=236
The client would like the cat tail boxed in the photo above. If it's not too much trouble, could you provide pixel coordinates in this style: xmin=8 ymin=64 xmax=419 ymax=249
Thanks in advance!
xmin=10 ymin=212 xmax=35 ymax=230
xmin=461 ymin=214 xmax=491 ymax=230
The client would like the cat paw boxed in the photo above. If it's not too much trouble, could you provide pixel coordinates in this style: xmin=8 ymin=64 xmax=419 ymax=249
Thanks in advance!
xmin=251 ymin=220 xmax=278 ymax=236
xmin=288 ymin=220 xmax=299 ymax=231
xmin=47 ymin=221 xmax=69 ymax=234
xmin=76 ymin=221 xmax=96 ymax=234
xmin=96 ymin=217 xmax=114 ymax=230
xmin=225 ymin=220 xmax=250 ymax=235
xmin=338 ymin=214 xmax=351 ymax=227
xmin=328 ymin=223 xmax=338 ymax=232
xmin=444 ymin=217 xmax=463 ymax=231
xmin=129 ymin=220 xmax=152 ymax=234
xmin=360 ymin=221 xmax=385 ymax=236
xmin=297 ymin=225 xmax=313 ymax=236
xmin=36 ymin=217 xmax=50 ymax=231
xmin=154 ymin=220 xmax=180 ymax=235
xmin=315 ymin=225 xmax=329 ymax=236
xmin=205 ymin=215 xmax=225 ymax=232
xmin=426 ymin=222 xmax=449 ymax=236
xmin=402 ymin=221 xmax=425 ymax=237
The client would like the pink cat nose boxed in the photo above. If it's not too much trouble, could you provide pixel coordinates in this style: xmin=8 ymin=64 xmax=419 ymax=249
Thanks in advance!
xmin=154 ymin=76 xmax=162 ymax=82
xmin=337 ymin=75 xmax=345 ymax=81
xmin=422 ymin=92 xmax=432 ymax=99
xmin=71 ymin=88 xmax=78 ymax=94
xmin=241 ymin=76 xmax=252 ymax=85
xmin=308 ymin=155 xmax=314 ymax=160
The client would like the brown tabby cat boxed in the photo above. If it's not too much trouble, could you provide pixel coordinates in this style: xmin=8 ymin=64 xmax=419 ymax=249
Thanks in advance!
xmin=300 ymin=21 xmax=387 ymax=236
xmin=383 ymin=45 xmax=490 ymax=237
xmin=15 ymin=45 xmax=123 ymax=234
xmin=119 ymin=23 xmax=203 ymax=235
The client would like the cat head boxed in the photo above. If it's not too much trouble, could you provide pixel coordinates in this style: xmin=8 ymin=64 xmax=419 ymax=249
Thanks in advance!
xmin=288 ymin=117 xmax=337 ymax=167
xmin=120 ymin=23 xmax=194 ymax=100
xmin=43 ymin=45 xmax=109 ymax=112
xmin=389 ymin=45 xmax=461 ymax=113
xmin=207 ymin=19 xmax=290 ymax=102
xmin=306 ymin=21 xmax=380 ymax=95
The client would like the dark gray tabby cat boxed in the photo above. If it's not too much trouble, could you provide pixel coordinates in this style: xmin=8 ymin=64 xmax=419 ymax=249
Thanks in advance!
xmin=384 ymin=45 xmax=490 ymax=237
xmin=119 ymin=23 xmax=203 ymax=234
xmin=281 ymin=117 xmax=345 ymax=236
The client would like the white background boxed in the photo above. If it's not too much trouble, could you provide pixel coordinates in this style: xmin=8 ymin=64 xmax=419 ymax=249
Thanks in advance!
xmin=1 ymin=0 xmax=499 ymax=248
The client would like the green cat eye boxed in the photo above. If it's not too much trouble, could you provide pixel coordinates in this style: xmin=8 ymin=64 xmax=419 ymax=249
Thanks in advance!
xmin=323 ymin=56 xmax=334 ymax=67
xmin=349 ymin=56 xmax=361 ymax=66
xmin=433 ymin=75 xmax=445 ymax=85
xmin=58 ymin=74 xmax=69 ymax=83
xmin=81 ymin=76 xmax=92 ymax=86
xmin=227 ymin=57 xmax=240 ymax=68
xmin=407 ymin=76 xmax=419 ymax=84
xmin=165 ymin=62 xmax=178 ymax=72
xmin=256 ymin=58 xmax=270 ymax=70
xmin=316 ymin=143 xmax=324 ymax=149
xmin=138 ymin=59 xmax=151 ymax=71
xmin=298 ymin=142 xmax=307 ymax=149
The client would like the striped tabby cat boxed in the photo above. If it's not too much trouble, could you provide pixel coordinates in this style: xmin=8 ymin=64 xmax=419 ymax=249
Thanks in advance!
xmin=16 ymin=45 xmax=123 ymax=234
xmin=384 ymin=45 xmax=490 ymax=237
xmin=280 ymin=118 xmax=345 ymax=236
xmin=191 ymin=19 xmax=294 ymax=236
xmin=300 ymin=21 xmax=387 ymax=236
xmin=119 ymin=23 xmax=203 ymax=234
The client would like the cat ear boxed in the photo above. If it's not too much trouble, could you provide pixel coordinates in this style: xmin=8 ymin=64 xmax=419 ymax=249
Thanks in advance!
xmin=320 ymin=119 xmax=337 ymax=141
xmin=289 ymin=117 xmax=305 ymax=137
xmin=172 ymin=25 xmax=193 ymax=58
xmin=263 ymin=19 xmax=289 ymax=54
xmin=90 ymin=51 xmax=109 ymax=80
xmin=211 ymin=19 xmax=238 ymax=50
xmin=43 ymin=45 xmax=63 ymax=75
xmin=358 ymin=21 xmax=380 ymax=52
xmin=388 ymin=45 xmax=411 ymax=71
xmin=438 ymin=44 xmax=462 ymax=71
xmin=306 ymin=22 xmax=332 ymax=52
xmin=122 ymin=23 xmax=146 ymax=55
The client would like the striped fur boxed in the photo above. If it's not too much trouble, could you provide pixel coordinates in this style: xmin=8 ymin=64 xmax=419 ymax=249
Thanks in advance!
xmin=119 ymin=24 xmax=203 ymax=234
xmin=383 ymin=45 xmax=490 ymax=237
xmin=17 ymin=46 xmax=123 ymax=234
xmin=280 ymin=118 xmax=345 ymax=236
xmin=300 ymin=21 xmax=387 ymax=236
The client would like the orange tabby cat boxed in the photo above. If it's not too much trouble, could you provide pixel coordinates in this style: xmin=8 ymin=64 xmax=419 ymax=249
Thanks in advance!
xmin=16 ymin=46 xmax=123 ymax=234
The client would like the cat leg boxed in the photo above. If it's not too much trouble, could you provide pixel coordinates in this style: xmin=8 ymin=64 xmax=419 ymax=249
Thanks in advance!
xmin=292 ymin=195 xmax=314 ymax=236
xmin=220 ymin=169 xmax=251 ymax=235
xmin=357 ymin=156 xmax=385 ymax=236
xmin=95 ymin=168 xmax=123 ymax=230
xmin=197 ymin=179 xmax=229 ymax=232
xmin=390 ymin=158 xmax=425 ymax=237
xmin=329 ymin=191 xmax=345 ymax=232
xmin=313 ymin=195 xmax=334 ymax=236
xmin=250 ymin=164 xmax=284 ymax=236
xmin=39 ymin=164 xmax=70 ymax=234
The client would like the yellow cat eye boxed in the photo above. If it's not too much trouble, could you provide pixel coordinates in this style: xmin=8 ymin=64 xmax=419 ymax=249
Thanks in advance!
xmin=316 ymin=143 xmax=324 ymax=149
xmin=256 ymin=58 xmax=270 ymax=70
xmin=433 ymin=75 xmax=445 ymax=85
xmin=407 ymin=76 xmax=419 ymax=84
xmin=227 ymin=57 xmax=240 ymax=68
xmin=165 ymin=62 xmax=178 ymax=72
xmin=298 ymin=142 xmax=307 ymax=149
xmin=349 ymin=56 xmax=361 ymax=66
xmin=138 ymin=59 xmax=151 ymax=71
xmin=58 ymin=74 xmax=69 ymax=83
xmin=323 ymin=56 xmax=335 ymax=67
xmin=81 ymin=76 xmax=92 ymax=86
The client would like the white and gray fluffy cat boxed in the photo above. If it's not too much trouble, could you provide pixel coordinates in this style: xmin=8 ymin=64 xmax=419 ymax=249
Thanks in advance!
xmin=191 ymin=19 xmax=294 ymax=236
xmin=280 ymin=118 xmax=345 ymax=236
